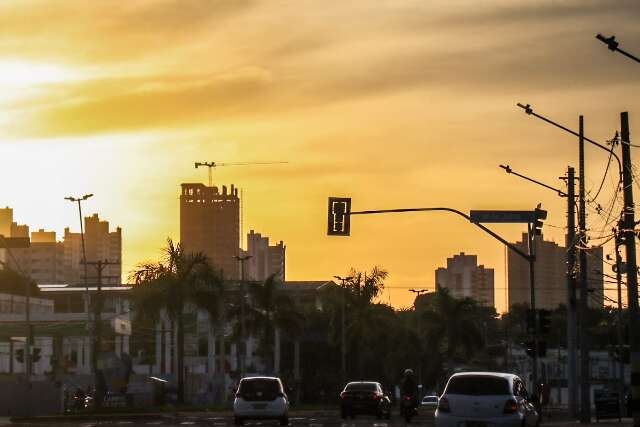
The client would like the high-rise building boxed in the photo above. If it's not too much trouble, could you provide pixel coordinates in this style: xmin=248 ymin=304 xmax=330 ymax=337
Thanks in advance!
xmin=435 ymin=252 xmax=495 ymax=306
xmin=0 ymin=208 xmax=122 ymax=285
xmin=64 ymin=214 xmax=122 ymax=285
xmin=28 ymin=230 xmax=66 ymax=284
xmin=242 ymin=230 xmax=286 ymax=282
xmin=180 ymin=183 xmax=240 ymax=280
xmin=0 ymin=207 xmax=12 ymax=237
xmin=507 ymin=233 xmax=603 ymax=310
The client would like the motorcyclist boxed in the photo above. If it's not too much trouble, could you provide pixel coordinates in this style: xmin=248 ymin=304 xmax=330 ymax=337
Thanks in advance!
xmin=400 ymin=369 xmax=419 ymax=406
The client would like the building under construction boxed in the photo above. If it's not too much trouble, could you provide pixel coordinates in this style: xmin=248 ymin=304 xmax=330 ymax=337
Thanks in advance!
xmin=180 ymin=183 xmax=240 ymax=280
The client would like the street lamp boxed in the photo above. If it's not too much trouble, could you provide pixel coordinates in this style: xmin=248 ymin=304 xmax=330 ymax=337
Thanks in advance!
xmin=334 ymin=275 xmax=353 ymax=386
xmin=596 ymin=34 xmax=640 ymax=65
xmin=64 ymin=194 xmax=93 ymax=376
xmin=234 ymin=254 xmax=252 ymax=378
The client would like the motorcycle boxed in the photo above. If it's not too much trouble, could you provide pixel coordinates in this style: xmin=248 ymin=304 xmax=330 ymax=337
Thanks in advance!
xmin=400 ymin=394 xmax=418 ymax=423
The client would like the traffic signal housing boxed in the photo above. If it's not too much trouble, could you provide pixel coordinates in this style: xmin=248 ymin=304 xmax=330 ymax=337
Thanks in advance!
xmin=534 ymin=207 xmax=547 ymax=236
xmin=327 ymin=197 xmax=351 ymax=236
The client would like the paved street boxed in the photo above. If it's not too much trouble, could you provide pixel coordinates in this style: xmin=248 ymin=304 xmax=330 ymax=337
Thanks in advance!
xmin=2 ymin=412 xmax=436 ymax=427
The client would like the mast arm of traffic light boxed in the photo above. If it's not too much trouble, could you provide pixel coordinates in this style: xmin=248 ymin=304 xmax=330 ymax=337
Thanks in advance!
xmin=350 ymin=207 xmax=532 ymax=261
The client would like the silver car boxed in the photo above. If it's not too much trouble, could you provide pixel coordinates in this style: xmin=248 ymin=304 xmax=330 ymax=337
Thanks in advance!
xmin=421 ymin=395 xmax=440 ymax=411
xmin=435 ymin=372 xmax=539 ymax=427
xmin=233 ymin=377 xmax=289 ymax=426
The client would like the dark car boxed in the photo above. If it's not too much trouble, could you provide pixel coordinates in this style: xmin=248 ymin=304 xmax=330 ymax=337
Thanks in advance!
xmin=340 ymin=381 xmax=391 ymax=419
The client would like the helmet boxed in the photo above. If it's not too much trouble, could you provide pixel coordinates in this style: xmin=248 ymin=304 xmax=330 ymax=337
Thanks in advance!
xmin=404 ymin=369 xmax=414 ymax=376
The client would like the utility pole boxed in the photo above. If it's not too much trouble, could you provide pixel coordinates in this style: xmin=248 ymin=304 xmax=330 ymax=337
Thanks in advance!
xmin=234 ymin=255 xmax=252 ymax=378
xmin=578 ymin=116 xmax=591 ymax=424
xmin=566 ymin=166 xmax=578 ymax=418
xmin=614 ymin=227 xmax=625 ymax=421
xmin=620 ymin=112 xmax=640 ymax=427
xmin=409 ymin=288 xmax=429 ymax=397
xmin=82 ymin=258 xmax=117 ymax=410
xmin=334 ymin=275 xmax=353 ymax=386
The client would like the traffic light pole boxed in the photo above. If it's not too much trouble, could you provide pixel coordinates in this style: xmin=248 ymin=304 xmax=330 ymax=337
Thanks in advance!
xmin=347 ymin=205 xmax=542 ymax=387
xmin=527 ymin=223 xmax=539 ymax=394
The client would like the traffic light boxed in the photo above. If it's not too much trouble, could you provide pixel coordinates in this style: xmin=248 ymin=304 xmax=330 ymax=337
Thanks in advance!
xmin=534 ymin=207 xmax=547 ymax=236
xmin=32 ymin=348 xmax=41 ymax=363
xmin=15 ymin=348 xmax=24 ymax=364
xmin=327 ymin=197 xmax=351 ymax=236
xmin=526 ymin=309 xmax=536 ymax=334
xmin=538 ymin=309 xmax=551 ymax=335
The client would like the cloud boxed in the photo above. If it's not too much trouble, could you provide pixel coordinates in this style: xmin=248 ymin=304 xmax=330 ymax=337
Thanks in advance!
xmin=0 ymin=0 xmax=256 ymax=63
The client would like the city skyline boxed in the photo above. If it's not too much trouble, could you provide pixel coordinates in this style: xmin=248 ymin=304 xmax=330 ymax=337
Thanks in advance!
xmin=0 ymin=1 xmax=638 ymax=311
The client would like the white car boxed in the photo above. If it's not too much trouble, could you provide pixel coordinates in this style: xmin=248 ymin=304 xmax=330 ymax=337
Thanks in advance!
xmin=233 ymin=376 xmax=289 ymax=426
xmin=421 ymin=395 xmax=440 ymax=411
xmin=435 ymin=372 xmax=539 ymax=427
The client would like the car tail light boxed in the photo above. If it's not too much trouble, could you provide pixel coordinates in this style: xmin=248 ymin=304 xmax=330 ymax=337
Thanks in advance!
xmin=403 ymin=395 xmax=412 ymax=401
xmin=340 ymin=392 xmax=347 ymax=399
xmin=372 ymin=392 xmax=382 ymax=400
xmin=438 ymin=397 xmax=450 ymax=413
xmin=503 ymin=398 xmax=518 ymax=414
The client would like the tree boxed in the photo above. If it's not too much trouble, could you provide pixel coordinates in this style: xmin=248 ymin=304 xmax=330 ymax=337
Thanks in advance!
xmin=129 ymin=238 xmax=222 ymax=404
xmin=244 ymin=274 xmax=303 ymax=374
xmin=418 ymin=288 xmax=485 ymax=388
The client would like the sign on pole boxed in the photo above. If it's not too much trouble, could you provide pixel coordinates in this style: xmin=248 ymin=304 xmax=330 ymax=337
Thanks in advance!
xmin=327 ymin=197 xmax=351 ymax=236
xmin=470 ymin=210 xmax=536 ymax=224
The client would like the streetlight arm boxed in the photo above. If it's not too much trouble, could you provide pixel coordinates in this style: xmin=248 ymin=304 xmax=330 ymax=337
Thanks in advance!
xmin=596 ymin=34 xmax=640 ymax=64
xmin=500 ymin=164 xmax=569 ymax=197
xmin=350 ymin=207 xmax=531 ymax=260
xmin=516 ymin=103 xmax=623 ymax=184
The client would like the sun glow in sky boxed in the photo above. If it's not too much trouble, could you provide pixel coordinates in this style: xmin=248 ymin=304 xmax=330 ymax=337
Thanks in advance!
xmin=1 ymin=0 xmax=639 ymax=311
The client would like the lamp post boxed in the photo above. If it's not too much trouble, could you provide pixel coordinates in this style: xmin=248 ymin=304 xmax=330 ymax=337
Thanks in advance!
xmin=334 ymin=275 xmax=353 ymax=386
xmin=234 ymin=254 xmax=252 ymax=378
xmin=64 ymin=195 xmax=93 ymax=377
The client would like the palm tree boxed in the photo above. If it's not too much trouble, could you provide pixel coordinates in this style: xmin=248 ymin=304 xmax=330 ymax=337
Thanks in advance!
xmin=418 ymin=288 xmax=484 ymax=386
xmin=344 ymin=267 xmax=388 ymax=377
xmin=244 ymin=274 xmax=303 ymax=374
xmin=129 ymin=238 xmax=223 ymax=404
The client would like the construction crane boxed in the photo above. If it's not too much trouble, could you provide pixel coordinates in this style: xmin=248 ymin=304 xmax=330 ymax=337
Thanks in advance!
xmin=194 ymin=161 xmax=288 ymax=186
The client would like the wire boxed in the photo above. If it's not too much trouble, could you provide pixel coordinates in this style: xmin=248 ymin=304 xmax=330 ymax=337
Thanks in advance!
xmin=589 ymin=135 xmax=619 ymax=203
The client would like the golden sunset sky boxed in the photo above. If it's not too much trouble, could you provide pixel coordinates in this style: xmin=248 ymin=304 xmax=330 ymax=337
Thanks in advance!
xmin=1 ymin=0 xmax=639 ymax=311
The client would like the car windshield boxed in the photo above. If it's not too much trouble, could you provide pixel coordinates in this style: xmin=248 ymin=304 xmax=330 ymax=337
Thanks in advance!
xmin=446 ymin=376 xmax=510 ymax=396
xmin=345 ymin=383 xmax=378 ymax=392
xmin=239 ymin=379 xmax=280 ymax=396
